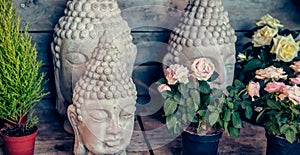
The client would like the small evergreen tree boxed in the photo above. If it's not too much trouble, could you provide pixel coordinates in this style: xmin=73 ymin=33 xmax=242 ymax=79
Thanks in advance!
xmin=0 ymin=0 xmax=48 ymax=133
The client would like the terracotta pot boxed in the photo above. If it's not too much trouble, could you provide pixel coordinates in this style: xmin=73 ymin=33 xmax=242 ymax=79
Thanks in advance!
xmin=182 ymin=131 xmax=223 ymax=155
xmin=1 ymin=128 xmax=38 ymax=155
xmin=265 ymin=132 xmax=300 ymax=155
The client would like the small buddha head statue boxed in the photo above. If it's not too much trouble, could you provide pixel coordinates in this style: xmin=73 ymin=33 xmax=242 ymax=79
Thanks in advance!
xmin=164 ymin=0 xmax=237 ymax=93
xmin=51 ymin=0 xmax=134 ymax=117
xmin=67 ymin=38 xmax=137 ymax=155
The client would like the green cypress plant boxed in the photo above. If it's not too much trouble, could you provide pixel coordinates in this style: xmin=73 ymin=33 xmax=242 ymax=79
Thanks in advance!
xmin=0 ymin=0 xmax=48 ymax=136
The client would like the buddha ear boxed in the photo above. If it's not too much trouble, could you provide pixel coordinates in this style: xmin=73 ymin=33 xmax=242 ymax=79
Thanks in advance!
xmin=67 ymin=105 xmax=87 ymax=155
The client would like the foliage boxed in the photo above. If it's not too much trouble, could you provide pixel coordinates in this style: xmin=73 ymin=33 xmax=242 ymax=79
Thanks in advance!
xmin=232 ymin=14 xmax=300 ymax=143
xmin=157 ymin=58 xmax=244 ymax=137
xmin=0 ymin=0 xmax=48 ymax=130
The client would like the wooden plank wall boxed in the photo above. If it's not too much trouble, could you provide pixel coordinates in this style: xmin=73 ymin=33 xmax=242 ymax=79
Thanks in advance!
xmin=12 ymin=0 xmax=300 ymax=111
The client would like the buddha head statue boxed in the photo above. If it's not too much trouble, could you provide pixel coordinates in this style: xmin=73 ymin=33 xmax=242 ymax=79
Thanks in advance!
xmin=164 ymin=0 xmax=237 ymax=93
xmin=51 ymin=0 xmax=136 ymax=122
xmin=67 ymin=37 xmax=137 ymax=155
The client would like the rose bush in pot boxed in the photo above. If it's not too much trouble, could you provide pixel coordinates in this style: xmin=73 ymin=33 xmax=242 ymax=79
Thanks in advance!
xmin=231 ymin=14 xmax=300 ymax=154
xmin=157 ymin=57 xmax=246 ymax=137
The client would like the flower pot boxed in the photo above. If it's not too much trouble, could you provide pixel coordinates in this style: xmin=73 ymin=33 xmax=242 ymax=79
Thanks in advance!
xmin=1 ymin=127 xmax=38 ymax=155
xmin=182 ymin=131 xmax=223 ymax=155
xmin=265 ymin=132 xmax=300 ymax=155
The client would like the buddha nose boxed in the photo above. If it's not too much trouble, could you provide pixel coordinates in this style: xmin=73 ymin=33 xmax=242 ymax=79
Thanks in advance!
xmin=107 ymin=117 xmax=121 ymax=135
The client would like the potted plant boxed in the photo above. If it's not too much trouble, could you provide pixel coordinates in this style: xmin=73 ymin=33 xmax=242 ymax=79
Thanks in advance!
xmin=0 ymin=0 xmax=48 ymax=154
xmin=157 ymin=57 xmax=245 ymax=155
xmin=232 ymin=14 xmax=300 ymax=154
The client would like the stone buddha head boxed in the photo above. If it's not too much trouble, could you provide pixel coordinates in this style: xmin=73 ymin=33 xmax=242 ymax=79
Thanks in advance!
xmin=51 ymin=0 xmax=136 ymax=120
xmin=67 ymin=39 xmax=137 ymax=155
xmin=164 ymin=0 xmax=237 ymax=92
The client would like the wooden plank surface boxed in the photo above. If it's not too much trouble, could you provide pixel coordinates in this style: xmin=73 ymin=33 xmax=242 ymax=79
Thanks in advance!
xmin=13 ymin=0 xmax=300 ymax=31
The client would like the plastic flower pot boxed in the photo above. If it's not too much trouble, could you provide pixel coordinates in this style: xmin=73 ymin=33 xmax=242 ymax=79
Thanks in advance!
xmin=1 ymin=127 xmax=38 ymax=155
xmin=182 ymin=131 xmax=223 ymax=155
xmin=265 ymin=132 xmax=300 ymax=155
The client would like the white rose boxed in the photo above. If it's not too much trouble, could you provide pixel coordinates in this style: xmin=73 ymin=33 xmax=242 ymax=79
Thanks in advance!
xmin=270 ymin=34 xmax=299 ymax=62
xmin=164 ymin=64 xmax=189 ymax=85
xmin=285 ymin=85 xmax=300 ymax=105
xmin=191 ymin=58 xmax=215 ymax=81
xmin=252 ymin=26 xmax=278 ymax=47
xmin=256 ymin=14 xmax=284 ymax=29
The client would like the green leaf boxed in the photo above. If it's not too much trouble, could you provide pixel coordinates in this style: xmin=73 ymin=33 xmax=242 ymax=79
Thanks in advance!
xmin=267 ymin=100 xmax=281 ymax=110
xmin=245 ymin=106 xmax=253 ymax=119
xmin=229 ymin=127 xmax=240 ymax=138
xmin=187 ymin=98 xmax=198 ymax=112
xmin=291 ymin=108 xmax=300 ymax=115
xmin=285 ymin=130 xmax=296 ymax=144
xmin=164 ymin=98 xmax=177 ymax=116
xmin=228 ymin=102 xmax=234 ymax=110
xmin=187 ymin=80 xmax=196 ymax=88
xmin=232 ymin=112 xmax=242 ymax=128
xmin=166 ymin=115 xmax=176 ymax=133
xmin=207 ymin=105 xmax=215 ymax=112
xmin=187 ymin=109 xmax=196 ymax=122
xmin=156 ymin=78 xmax=167 ymax=85
xmin=165 ymin=117 xmax=180 ymax=135
xmin=241 ymin=100 xmax=251 ymax=109
xmin=178 ymin=84 xmax=189 ymax=98
xmin=198 ymin=110 xmax=206 ymax=118
xmin=280 ymin=124 xmax=290 ymax=134
xmin=173 ymin=93 xmax=181 ymax=102
xmin=234 ymin=79 xmax=245 ymax=88
xmin=182 ymin=112 xmax=188 ymax=124
xmin=199 ymin=81 xmax=210 ymax=94
xmin=161 ymin=91 xmax=172 ymax=99
xmin=208 ymin=112 xmax=219 ymax=126
xmin=244 ymin=59 xmax=262 ymax=71
xmin=174 ymin=121 xmax=181 ymax=135
xmin=224 ymin=111 xmax=231 ymax=121
xmin=209 ymin=71 xmax=219 ymax=81
xmin=190 ymin=89 xmax=200 ymax=105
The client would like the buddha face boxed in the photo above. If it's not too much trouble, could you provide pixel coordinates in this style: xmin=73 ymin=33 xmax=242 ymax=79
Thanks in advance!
xmin=58 ymin=38 xmax=98 ymax=104
xmin=205 ymin=44 xmax=236 ymax=91
xmin=180 ymin=44 xmax=236 ymax=92
xmin=77 ymin=97 xmax=136 ymax=154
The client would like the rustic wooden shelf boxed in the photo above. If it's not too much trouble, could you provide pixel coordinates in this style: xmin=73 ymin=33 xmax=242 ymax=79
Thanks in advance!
xmin=0 ymin=109 xmax=267 ymax=155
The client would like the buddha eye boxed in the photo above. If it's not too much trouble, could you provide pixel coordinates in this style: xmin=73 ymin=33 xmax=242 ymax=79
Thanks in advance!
xmin=65 ymin=52 xmax=87 ymax=65
xmin=120 ymin=112 xmax=134 ymax=119
xmin=88 ymin=110 xmax=108 ymax=122
xmin=120 ymin=106 xmax=136 ymax=119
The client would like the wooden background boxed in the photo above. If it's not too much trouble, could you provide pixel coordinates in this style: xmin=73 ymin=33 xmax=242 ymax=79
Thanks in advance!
xmin=2 ymin=0 xmax=299 ymax=154
xmin=12 ymin=0 xmax=300 ymax=112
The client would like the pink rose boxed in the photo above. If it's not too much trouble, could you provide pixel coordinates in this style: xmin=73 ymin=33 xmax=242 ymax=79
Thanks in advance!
xmin=285 ymin=85 xmax=300 ymax=105
xmin=264 ymin=82 xmax=285 ymax=93
xmin=164 ymin=64 xmax=189 ymax=85
xmin=279 ymin=93 xmax=287 ymax=101
xmin=157 ymin=84 xmax=171 ymax=93
xmin=290 ymin=75 xmax=300 ymax=85
xmin=191 ymin=58 xmax=215 ymax=81
xmin=255 ymin=66 xmax=287 ymax=80
xmin=290 ymin=61 xmax=300 ymax=73
xmin=248 ymin=81 xmax=260 ymax=101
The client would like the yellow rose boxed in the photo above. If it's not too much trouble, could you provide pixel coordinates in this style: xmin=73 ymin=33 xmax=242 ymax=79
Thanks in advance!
xmin=270 ymin=34 xmax=299 ymax=62
xmin=256 ymin=14 xmax=284 ymax=29
xmin=252 ymin=26 xmax=278 ymax=47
